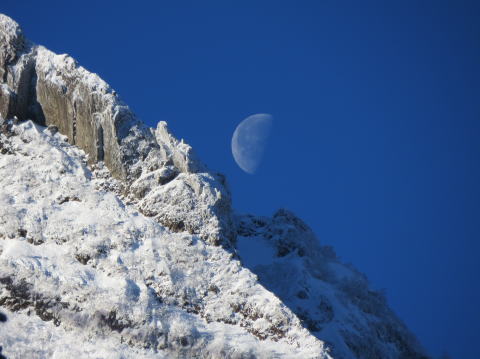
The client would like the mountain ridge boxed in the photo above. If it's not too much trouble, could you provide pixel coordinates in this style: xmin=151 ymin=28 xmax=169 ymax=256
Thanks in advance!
xmin=0 ymin=14 xmax=429 ymax=358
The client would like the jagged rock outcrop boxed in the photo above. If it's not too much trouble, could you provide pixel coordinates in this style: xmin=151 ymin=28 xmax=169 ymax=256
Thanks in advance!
xmin=34 ymin=46 xmax=155 ymax=178
xmin=0 ymin=13 xmax=430 ymax=359
xmin=0 ymin=15 xmax=36 ymax=123
xmin=0 ymin=13 xmax=152 ymax=179
xmin=129 ymin=121 xmax=236 ymax=245
xmin=236 ymin=212 xmax=428 ymax=359
xmin=0 ymin=120 xmax=329 ymax=358
xmin=0 ymin=14 xmax=234 ymax=247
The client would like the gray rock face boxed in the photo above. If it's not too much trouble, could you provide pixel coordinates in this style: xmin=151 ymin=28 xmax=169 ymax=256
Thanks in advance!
xmin=34 ymin=46 xmax=157 ymax=180
xmin=0 ymin=14 xmax=145 ymax=178
xmin=0 ymin=15 xmax=37 ymax=122
xmin=0 ymin=14 xmax=235 ymax=247
xmin=0 ymin=14 xmax=24 ymax=83
xmin=0 ymin=84 xmax=13 ymax=119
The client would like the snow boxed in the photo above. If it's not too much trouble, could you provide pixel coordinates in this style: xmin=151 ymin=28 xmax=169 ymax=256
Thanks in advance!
xmin=235 ymin=212 xmax=428 ymax=358
xmin=0 ymin=13 xmax=429 ymax=357
xmin=35 ymin=47 xmax=112 ymax=94
xmin=0 ymin=117 xmax=430 ymax=358
xmin=0 ymin=308 xmax=166 ymax=359
xmin=0 ymin=120 xmax=330 ymax=358
xmin=0 ymin=14 xmax=22 ymax=46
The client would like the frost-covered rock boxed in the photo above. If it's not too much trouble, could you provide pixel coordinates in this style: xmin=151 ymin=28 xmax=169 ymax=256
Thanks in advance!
xmin=0 ymin=13 xmax=234 ymax=247
xmin=0 ymin=13 xmax=430 ymax=359
xmin=1 ymin=13 xmax=154 ymax=179
xmin=0 ymin=14 xmax=25 ymax=84
xmin=0 ymin=121 xmax=329 ymax=358
xmin=128 ymin=121 xmax=236 ymax=246
xmin=236 ymin=212 xmax=428 ymax=359
xmin=34 ymin=46 xmax=157 ymax=179
xmin=0 ymin=14 xmax=37 ymax=122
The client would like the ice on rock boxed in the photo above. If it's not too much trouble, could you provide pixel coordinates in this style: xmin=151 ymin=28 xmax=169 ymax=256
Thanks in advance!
xmin=0 ymin=13 xmax=235 ymax=248
xmin=0 ymin=13 xmax=429 ymax=359
xmin=0 ymin=120 xmax=330 ymax=358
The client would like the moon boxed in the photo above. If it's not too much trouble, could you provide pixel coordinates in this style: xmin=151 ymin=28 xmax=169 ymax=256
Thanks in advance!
xmin=231 ymin=113 xmax=273 ymax=174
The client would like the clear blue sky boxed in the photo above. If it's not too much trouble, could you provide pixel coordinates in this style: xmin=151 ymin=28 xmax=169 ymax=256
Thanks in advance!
xmin=3 ymin=1 xmax=479 ymax=357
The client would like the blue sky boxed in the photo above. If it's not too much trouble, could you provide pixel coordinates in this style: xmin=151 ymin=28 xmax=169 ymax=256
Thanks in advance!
xmin=3 ymin=1 xmax=480 ymax=357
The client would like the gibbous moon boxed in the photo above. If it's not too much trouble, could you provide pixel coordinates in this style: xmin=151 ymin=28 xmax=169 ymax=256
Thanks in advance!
xmin=231 ymin=113 xmax=273 ymax=174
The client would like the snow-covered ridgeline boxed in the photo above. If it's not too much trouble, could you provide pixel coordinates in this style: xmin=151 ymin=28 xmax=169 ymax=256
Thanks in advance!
xmin=0 ymin=120 xmax=329 ymax=358
xmin=0 ymin=13 xmax=234 ymax=248
xmin=0 ymin=13 xmax=430 ymax=359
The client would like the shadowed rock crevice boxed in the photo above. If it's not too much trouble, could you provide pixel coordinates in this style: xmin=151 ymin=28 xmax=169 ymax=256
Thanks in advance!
xmin=0 ymin=276 xmax=66 ymax=326
xmin=72 ymin=101 xmax=77 ymax=144
xmin=26 ymin=61 xmax=46 ymax=125
xmin=0 ymin=311 xmax=6 ymax=359
xmin=96 ymin=123 xmax=104 ymax=161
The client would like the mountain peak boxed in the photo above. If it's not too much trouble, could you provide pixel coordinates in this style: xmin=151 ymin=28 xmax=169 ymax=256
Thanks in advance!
xmin=0 ymin=14 xmax=429 ymax=358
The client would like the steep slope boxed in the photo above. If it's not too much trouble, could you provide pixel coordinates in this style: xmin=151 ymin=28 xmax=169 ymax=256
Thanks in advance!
xmin=0 ymin=13 xmax=235 ymax=248
xmin=0 ymin=14 xmax=429 ymax=359
xmin=0 ymin=119 xmax=328 ymax=358
xmin=236 ymin=213 xmax=427 ymax=358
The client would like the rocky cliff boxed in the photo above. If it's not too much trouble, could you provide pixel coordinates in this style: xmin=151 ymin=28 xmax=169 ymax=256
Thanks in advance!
xmin=0 ymin=14 xmax=429 ymax=359
xmin=0 ymin=14 xmax=234 ymax=248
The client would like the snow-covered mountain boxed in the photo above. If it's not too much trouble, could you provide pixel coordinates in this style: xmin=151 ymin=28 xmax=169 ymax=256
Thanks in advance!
xmin=0 ymin=14 xmax=429 ymax=358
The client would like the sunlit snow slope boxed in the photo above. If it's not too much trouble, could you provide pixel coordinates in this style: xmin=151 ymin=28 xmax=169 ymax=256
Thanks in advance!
xmin=0 ymin=121 xmax=328 ymax=358
xmin=0 ymin=13 xmax=429 ymax=359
